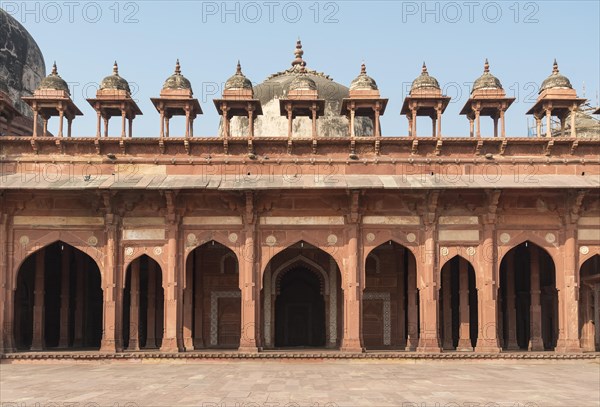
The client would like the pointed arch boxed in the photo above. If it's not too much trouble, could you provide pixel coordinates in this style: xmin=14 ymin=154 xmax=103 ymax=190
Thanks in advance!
xmin=499 ymin=240 xmax=558 ymax=351
xmin=439 ymin=255 xmax=478 ymax=351
xmin=262 ymin=240 xmax=342 ymax=349
xmin=14 ymin=241 xmax=103 ymax=350
xmin=122 ymin=254 xmax=164 ymax=350
xmin=498 ymin=233 xmax=560 ymax=268
xmin=259 ymin=237 xmax=344 ymax=285
xmin=12 ymin=231 xmax=105 ymax=289
xmin=184 ymin=240 xmax=241 ymax=349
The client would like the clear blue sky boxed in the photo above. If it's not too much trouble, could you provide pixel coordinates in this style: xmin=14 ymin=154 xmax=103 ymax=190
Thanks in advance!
xmin=5 ymin=0 xmax=600 ymax=137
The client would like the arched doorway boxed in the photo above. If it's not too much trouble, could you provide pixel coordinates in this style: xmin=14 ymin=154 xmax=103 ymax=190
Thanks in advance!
xmin=122 ymin=255 xmax=164 ymax=350
xmin=499 ymin=241 xmax=558 ymax=351
xmin=262 ymin=241 xmax=342 ymax=349
xmin=184 ymin=241 xmax=240 ymax=349
xmin=439 ymin=256 xmax=478 ymax=351
xmin=579 ymin=255 xmax=600 ymax=351
xmin=363 ymin=241 xmax=419 ymax=350
xmin=14 ymin=242 xmax=103 ymax=350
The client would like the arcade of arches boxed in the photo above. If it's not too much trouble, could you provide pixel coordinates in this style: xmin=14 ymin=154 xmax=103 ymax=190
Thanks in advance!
xmin=3 ymin=238 xmax=600 ymax=354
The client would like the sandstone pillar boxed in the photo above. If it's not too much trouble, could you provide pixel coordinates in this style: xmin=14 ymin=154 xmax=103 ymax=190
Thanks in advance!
xmin=397 ymin=248 xmax=406 ymax=348
xmin=161 ymin=219 xmax=181 ymax=352
xmin=474 ymin=224 xmax=501 ymax=353
xmin=341 ymin=225 xmax=364 ymax=352
xmin=555 ymin=224 xmax=581 ymax=352
xmin=594 ymin=285 xmax=600 ymax=351
xmin=441 ymin=266 xmax=453 ymax=349
xmin=238 ymin=225 xmax=260 ymax=353
xmin=417 ymin=223 xmax=441 ymax=352
xmin=457 ymin=259 xmax=472 ymax=351
xmin=182 ymin=256 xmax=194 ymax=350
xmin=504 ymin=251 xmax=519 ymax=350
xmin=73 ymin=253 xmax=85 ymax=347
xmin=405 ymin=254 xmax=418 ymax=351
xmin=30 ymin=248 xmax=45 ymax=351
xmin=0 ymin=212 xmax=15 ymax=353
xmin=193 ymin=251 xmax=204 ymax=348
xmin=146 ymin=261 xmax=157 ymax=349
xmin=127 ymin=260 xmax=140 ymax=351
xmin=100 ymin=215 xmax=121 ymax=353
xmin=528 ymin=247 xmax=544 ymax=351
xmin=58 ymin=245 xmax=71 ymax=348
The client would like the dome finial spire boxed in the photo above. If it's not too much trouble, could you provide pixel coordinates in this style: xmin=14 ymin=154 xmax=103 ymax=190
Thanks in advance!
xmin=113 ymin=61 xmax=119 ymax=76
xmin=553 ymin=58 xmax=559 ymax=74
xmin=51 ymin=61 xmax=58 ymax=76
xmin=175 ymin=59 xmax=181 ymax=75
xmin=360 ymin=62 xmax=366 ymax=75
xmin=292 ymin=38 xmax=305 ymax=67
xmin=422 ymin=61 xmax=428 ymax=74
xmin=484 ymin=58 xmax=490 ymax=73
xmin=236 ymin=60 xmax=242 ymax=75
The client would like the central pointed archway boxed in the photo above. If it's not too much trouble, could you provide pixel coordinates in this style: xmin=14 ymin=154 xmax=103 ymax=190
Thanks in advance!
xmin=262 ymin=241 xmax=342 ymax=349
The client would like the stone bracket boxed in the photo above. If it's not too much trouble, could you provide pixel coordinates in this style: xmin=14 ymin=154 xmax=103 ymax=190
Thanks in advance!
xmin=411 ymin=139 xmax=419 ymax=155
xmin=544 ymin=139 xmax=554 ymax=156
xmin=499 ymin=138 xmax=508 ymax=155
xmin=570 ymin=139 xmax=579 ymax=155
xmin=475 ymin=139 xmax=484 ymax=155
xmin=435 ymin=139 xmax=443 ymax=156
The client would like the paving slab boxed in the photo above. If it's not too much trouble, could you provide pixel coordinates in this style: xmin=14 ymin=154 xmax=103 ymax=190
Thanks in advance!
xmin=1 ymin=360 xmax=599 ymax=407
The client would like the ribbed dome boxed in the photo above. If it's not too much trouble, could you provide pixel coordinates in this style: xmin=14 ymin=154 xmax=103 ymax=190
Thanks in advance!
xmin=288 ymin=70 xmax=317 ymax=91
xmin=38 ymin=62 xmax=70 ymax=95
xmin=225 ymin=61 xmax=253 ymax=91
xmin=100 ymin=62 xmax=131 ymax=93
xmin=539 ymin=59 xmax=572 ymax=93
xmin=163 ymin=59 xmax=192 ymax=91
xmin=410 ymin=63 xmax=440 ymax=92
xmin=1 ymin=8 xmax=46 ymax=118
xmin=350 ymin=63 xmax=378 ymax=91
xmin=472 ymin=59 xmax=502 ymax=92
xmin=227 ymin=39 xmax=369 ymax=138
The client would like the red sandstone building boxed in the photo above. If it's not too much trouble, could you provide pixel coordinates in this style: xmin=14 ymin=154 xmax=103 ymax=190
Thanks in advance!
xmin=1 ymin=12 xmax=599 ymax=355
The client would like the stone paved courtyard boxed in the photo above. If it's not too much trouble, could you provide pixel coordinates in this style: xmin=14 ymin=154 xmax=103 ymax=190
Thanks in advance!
xmin=1 ymin=360 xmax=599 ymax=407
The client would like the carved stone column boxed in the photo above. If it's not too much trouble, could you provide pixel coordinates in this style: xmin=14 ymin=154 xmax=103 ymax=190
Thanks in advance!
xmin=100 ymin=212 xmax=121 ymax=353
xmin=146 ymin=261 xmax=157 ymax=349
xmin=405 ymin=254 xmax=418 ymax=351
xmin=58 ymin=245 xmax=71 ymax=348
xmin=127 ymin=260 xmax=140 ymax=351
xmin=30 ymin=248 xmax=45 ymax=351
xmin=504 ymin=251 xmax=519 ymax=350
xmin=397 ymin=248 xmax=406 ymax=348
xmin=182 ymin=255 xmax=194 ymax=350
xmin=193 ymin=251 xmax=204 ymax=348
xmin=457 ymin=259 xmax=472 ymax=351
xmin=528 ymin=246 xmax=544 ymax=351
xmin=0 ymin=211 xmax=16 ymax=353
xmin=238 ymin=193 xmax=259 ymax=353
xmin=594 ymin=285 xmax=600 ymax=351
xmin=417 ymin=217 xmax=441 ymax=353
xmin=161 ymin=216 xmax=182 ymax=352
xmin=73 ymin=253 xmax=85 ymax=348
xmin=475 ymin=220 xmax=501 ymax=353
xmin=341 ymin=222 xmax=364 ymax=352
xmin=556 ymin=224 xmax=582 ymax=352
xmin=441 ymin=266 xmax=453 ymax=350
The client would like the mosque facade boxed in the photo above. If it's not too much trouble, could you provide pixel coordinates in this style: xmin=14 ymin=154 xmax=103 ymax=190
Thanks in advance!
xmin=1 ymin=9 xmax=599 ymax=355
